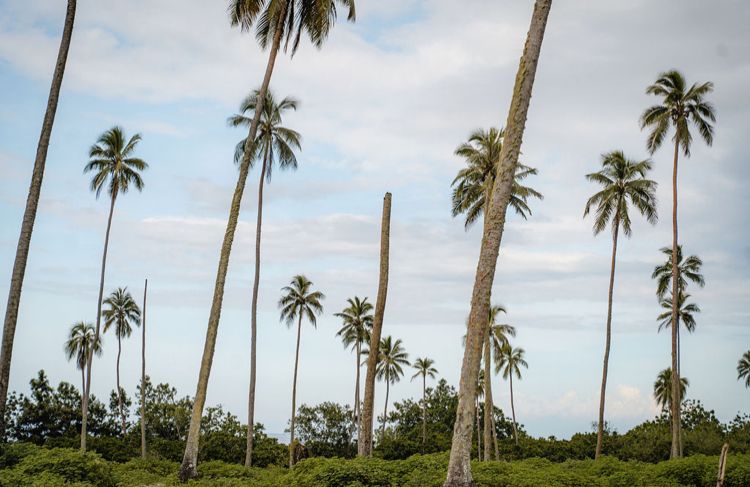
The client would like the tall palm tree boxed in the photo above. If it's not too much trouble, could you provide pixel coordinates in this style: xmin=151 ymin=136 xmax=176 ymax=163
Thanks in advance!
xmin=229 ymin=89 xmax=300 ymax=467
xmin=475 ymin=369 xmax=485 ymax=460
xmin=82 ymin=126 xmax=147 ymax=451
xmin=376 ymin=336 xmax=409 ymax=436
xmin=495 ymin=344 xmax=527 ymax=446
xmin=411 ymin=357 xmax=438 ymax=449
xmin=64 ymin=321 xmax=101 ymax=437
xmin=102 ymin=287 xmax=141 ymax=436
xmin=445 ymin=1 xmax=551 ymax=483
xmin=451 ymin=127 xmax=543 ymax=229
xmin=279 ymin=275 xmax=324 ymax=467
xmin=335 ymin=296 xmax=373 ymax=436
xmin=140 ymin=279 xmax=147 ymax=458
xmin=641 ymin=69 xmax=715 ymax=459
xmin=654 ymin=368 xmax=689 ymax=413
xmin=584 ymin=150 xmax=658 ymax=459
xmin=0 ymin=0 xmax=77 ymax=439
xmin=657 ymin=292 xmax=700 ymax=375
xmin=484 ymin=305 xmax=515 ymax=460
xmin=181 ymin=1 xmax=355 ymax=476
xmin=737 ymin=351 xmax=750 ymax=388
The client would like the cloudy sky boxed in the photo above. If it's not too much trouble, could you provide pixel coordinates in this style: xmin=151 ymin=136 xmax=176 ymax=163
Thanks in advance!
xmin=0 ymin=0 xmax=748 ymax=439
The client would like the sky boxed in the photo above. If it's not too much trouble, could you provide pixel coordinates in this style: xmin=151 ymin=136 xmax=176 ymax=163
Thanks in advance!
xmin=0 ymin=0 xmax=748 ymax=440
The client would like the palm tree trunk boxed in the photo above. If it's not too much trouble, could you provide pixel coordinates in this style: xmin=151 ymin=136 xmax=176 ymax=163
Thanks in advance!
xmin=595 ymin=215 xmax=619 ymax=459
xmin=422 ymin=375 xmax=426 ymax=451
xmin=354 ymin=341 xmax=361 ymax=438
xmin=0 ymin=0 xmax=76 ymax=440
xmin=475 ymin=398 xmax=481 ymax=459
xmin=444 ymin=2 xmax=551 ymax=484
xmin=490 ymin=408 xmax=499 ymax=460
xmin=117 ymin=334 xmax=126 ymax=436
xmin=509 ymin=373 xmax=518 ymax=446
xmin=80 ymin=365 xmax=85 ymax=430
xmin=289 ymin=314 xmax=303 ymax=468
xmin=245 ymin=147 xmax=269 ymax=467
xmin=670 ymin=138 xmax=681 ymax=459
xmin=381 ymin=375 xmax=390 ymax=436
xmin=178 ymin=6 xmax=287 ymax=480
xmin=358 ymin=193 xmax=392 ymax=457
xmin=140 ymin=278 xmax=147 ymax=458
xmin=83 ymin=191 xmax=117 ymax=451
xmin=483 ymin=334 xmax=493 ymax=460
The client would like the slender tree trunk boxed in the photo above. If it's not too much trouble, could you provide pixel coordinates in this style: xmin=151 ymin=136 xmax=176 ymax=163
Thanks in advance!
xmin=80 ymin=365 xmax=85 ymax=431
xmin=475 ymin=398 xmax=481 ymax=459
xmin=289 ymin=314 xmax=303 ymax=468
xmin=381 ymin=374 xmax=390 ymax=436
xmin=595 ymin=215 xmax=620 ymax=459
xmin=354 ymin=341 xmax=361 ymax=438
xmin=670 ymin=138 xmax=681 ymax=459
xmin=140 ymin=279 xmax=147 ymax=458
xmin=509 ymin=374 xmax=518 ymax=446
xmin=444 ymin=2 xmax=551 ymax=484
xmin=422 ymin=376 xmax=426 ymax=451
xmin=0 ymin=0 xmax=76 ymax=440
xmin=117 ymin=335 xmax=126 ymax=436
xmin=83 ymin=191 xmax=117 ymax=451
xmin=245 ymin=148 xmax=269 ymax=467
xmin=490 ymin=407 xmax=499 ymax=460
xmin=358 ymin=193 xmax=392 ymax=456
xmin=178 ymin=8 xmax=286 ymax=480
xmin=482 ymin=334 xmax=494 ymax=460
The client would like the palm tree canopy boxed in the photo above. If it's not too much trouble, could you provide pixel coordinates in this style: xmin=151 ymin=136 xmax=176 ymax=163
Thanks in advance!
xmin=84 ymin=126 xmax=148 ymax=199
xmin=64 ymin=322 xmax=102 ymax=371
xmin=102 ymin=287 xmax=142 ymax=339
xmin=495 ymin=344 xmax=528 ymax=380
xmin=334 ymin=296 xmax=373 ymax=351
xmin=657 ymin=292 xmax=700 ymax=333
xmin=488 ymin=305 xmax=516 ymax=357
xmin=738 ymin=351 xmax=750 ymax=388
xmin=583 ymin=150 xmax=658 ymax=238
xmin=278 ymin=275 xmax=325 ymax=327
xmin=451 ymin=127 xmax=543 ymax=229
xmin=375 ymin=336 xmax=409 ymax=385
xmin=229 ymin=0 xmax=356 ymax=55
xmin=411 ymin=357 xmax=438 ymax=381
xmin=651 ymin=245 xmax=705 ymax=299
xmin=653 ymin=367 xmax=689 ymax=411
xmin=640 ymin=70 xmax=716 ymax=156
xmin=228 ymin=88 xmax=301 ymax=179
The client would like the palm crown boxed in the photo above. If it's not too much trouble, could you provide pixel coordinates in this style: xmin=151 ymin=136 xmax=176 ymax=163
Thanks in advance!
xmin=102 ymin=287 xmax=141 ymax=339
xmin=278 ymin=275 xmax=325 ymax=327
xmin=738 ymin=351 xmax=750 ymax=388
xmin=487 ymin=305 xmax=516 ymax=357
xmin=451 ymin=127 xmax=543 ymax=228
xmin=495 ymin=345 xmax=528 ymax=379
xmin=228 ymin=89 xmax=301 ymax=179
xmin=64 ymin=322 xmax=102 ymax=371
xmin=411 ymin=357 xmax=438 ymax=382
xmin=583 ymin=151 xmax=658 ymax=237
xmin=651 ymin=245 xmax=704 ymax=299
xmin=640 ymin=70 xmax=715 ymax=156
xmin=657 ymin=291 xmax=700 ymax=333
xmin=84 ymin=126 xmax=148 ymax=199
xmin=376 ymin=336 xmax=410 ymax=385
xmin=334 ymin=296 xmax=373 ymax=351
xmin=654 ymin=368 xmax=689 ymax=412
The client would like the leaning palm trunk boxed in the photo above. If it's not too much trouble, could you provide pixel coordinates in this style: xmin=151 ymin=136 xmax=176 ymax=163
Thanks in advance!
xmin=179 ymin=10 xmax=286 ymax=480
xmin=482 ymin=336 xmax=494 ymax=460
xmin=288 ymin=314 xmax=303 ymax=467
xmin=595 ymin=215 xmax=620 ymax=458
xmin=245 ymin=148 xmax=270 ymax=467
xmin=670 ymin=140 xmax=681 ymax=458
xmin=444 ymin=1 xmax=551 ymax=484
xmin=509 ymin=374 xmax=518 ymax=445
xmin=83 ymin=191 xmax=117 ymax=451
xmin=140 ymin=279 xmax=147 ymax=458
xmin=116 ymin=335 xmax=126 ymax=436
xmin=358 ymin=193 xmax=392 ymax=456
xmin=0 ymin=0 xmax=76 ymax=440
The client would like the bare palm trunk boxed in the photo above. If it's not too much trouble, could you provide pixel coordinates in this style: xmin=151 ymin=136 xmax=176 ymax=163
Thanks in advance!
xmin=421 ymin=375 xmax=427 ymax=451
xmin=83 ymin=191 xmax=117 ymax=451
xmin=140 ymin=279 xmax=147 ymax=458
xmin=178 ymin=8 xmax=286 ymax=480
xmin=354 ymin=341 xmax=361 ymax=438
xmin=595 ymin=215 xmax=619 ymax=459
xmin=444 ymin=2 xmax=551 ymax=484
xmin=670 ymin=139 xmax=681 ymax=459
xmin=117 ymin=335 xmax=126 ymax=436
xmin=289 ymin=314 xmax=303 ymax=468
xmin=381 ymin=374 xmax=390 ymax=436
xmin=245 ymin=148 xmax=269 ymax=467
xmin=483 ymin=335 xmax=494 ymax=460
xmin=0 ymin=0 xmax=76 ymax=440
xmin=509 ymin=374 xmax=518 ymax=446
xmin=358 ymin=193 xmax=392 ymax=457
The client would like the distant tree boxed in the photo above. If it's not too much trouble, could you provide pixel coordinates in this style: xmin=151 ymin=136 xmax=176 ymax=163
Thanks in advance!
xmin=411 ymin=357 xmax=438 ymax=449
xmin=64 ymin=321 xmax=102 ymax=429
xmin=496 ymin=345 xmax=528 ymax=445
xmin=376 ymin=336 xmax=409 ymax=436
xmin=654 ymin=368 xmax=689 ymax=414
xmin=294 ymin=402 xmax=356 ymax=458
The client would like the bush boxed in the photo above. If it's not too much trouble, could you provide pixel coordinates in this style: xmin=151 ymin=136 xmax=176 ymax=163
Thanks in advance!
xmin=0 ymin=445 xmax=115 ymax=486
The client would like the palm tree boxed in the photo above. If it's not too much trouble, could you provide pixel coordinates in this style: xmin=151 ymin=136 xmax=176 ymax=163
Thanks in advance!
xmin=451 ymin=127 xmax=543 ymax=229
xmin=376 ymin=336 xmax=409 ymax=436
xmin=737 ymin=351 xmax=750 ymax=388
xmin=657 ymin=292 xmax=700 ymax=376
xmin=496 ymin=344 xmax=528 ymax=446
xmin=445 ymin=1 xmax=551 ymax=483
xmin=82 ymin=126 xmax=147 ymax=451
xmin=229 ymin=89 xmax=300 ymax=467
xmin=181 ymin=1 xmax=355 ymax=477
xmin=411 ymin=357 xmax=438 ymax=449
xmin=0 ymin=0 xmax=77 ymax=439
xmin=583 ymin=150 xmax=658 ymax=459
xmin=279 ymin=275 xmax=324 ymax=467
xmin=64 ymin=321 xmax=102 ymax=437
xmin=652 ymin=246 xmax=705 ymax=299
xmin=335 ymin=296 xmax=373 ymax=436
xmin=654 ymin=368 xmax=689 ymax=413
xmin=102 ymin=287 xmax=141 ymax=436
xmin=641 ymin=69 xmax=715 ymax=459
xmin=484 ymin=305 xmax=515 ymax=460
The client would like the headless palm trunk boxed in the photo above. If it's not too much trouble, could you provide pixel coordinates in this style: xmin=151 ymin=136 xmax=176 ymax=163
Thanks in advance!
xmin=140 ymin=279 xmax=147 ymax=458
xmin=0 ymin=0 xmax=76 ymax=439
xmin=178 ymin=10 xmax=286 ymax=480
xmin=358 ymin=193 xmax=392 ymax=456
xmin=670 ymin=140 xmax=681 ymax=458
xmin=443 ymin=2 xmax=551 ymax=484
